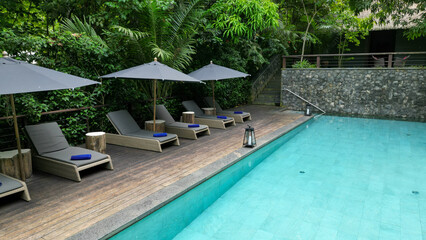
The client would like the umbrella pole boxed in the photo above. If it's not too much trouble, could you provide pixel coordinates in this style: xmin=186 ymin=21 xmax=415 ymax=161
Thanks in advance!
xmin=211 ymin=81 xmax=216 ymax=115
xmin=10 ymin=94 xmax=25 ymax=181
xmin=153 ymin=79 xmax=157 ymax=132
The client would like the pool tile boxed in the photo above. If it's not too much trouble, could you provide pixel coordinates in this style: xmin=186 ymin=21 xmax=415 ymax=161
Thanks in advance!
xmin=400 ymin=213 xmax=422 ymax=236
xmin=379 ymin=223 xmax=401 ymax=239
xmin=233 ymin=224 xmax=257 ymax=240
xmin=338 ymin=217 xmax=361 ymax=235
xmin=320 ymin=211 xmax=343 ymax=229
xmin=213 ymin=219 xmax=245 ymax=239
xmin=294 ymin=221 xmax=319 ymax=240
xmin=358 ymin=219 xmax=380 ymax=238
xmin=362 ymin=203 xmax=381 ymax=220
xmin=304 ymin=207 xmax=326 ymax=225
xmin=380 ymin=208 xmax=400 ymax=226
xmin=173 ymin=228 xmax=211 ymax=240
xmin=314 ymin=227 xmax=337 ymax=240
xmin=250 ymin=229 xmax=274 ymax=240
xmin=336 ymin=232 xmax=358 ymax=240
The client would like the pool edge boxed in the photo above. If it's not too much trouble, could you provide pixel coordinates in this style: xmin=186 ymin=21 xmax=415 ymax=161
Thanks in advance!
xmin=67 ymin=115 xmax=314 ymax=240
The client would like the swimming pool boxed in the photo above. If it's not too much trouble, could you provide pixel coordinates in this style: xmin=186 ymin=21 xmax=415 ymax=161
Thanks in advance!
xmin=111 ymin=116 xmax=426 ymax=240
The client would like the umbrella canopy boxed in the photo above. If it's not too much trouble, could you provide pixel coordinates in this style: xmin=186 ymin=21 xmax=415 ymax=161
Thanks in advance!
xmin=188 ymin=61 xmax=250 ymax=114
xmin=0 ymin=57 xmax=99 ymax=95
xmin=100 ymin=58 xmax=201 ymax=82
xmin=100 ymin=58 xmax=202 ymax=131
xmin=0 ymin=56 xmax=100 ymax=181
xmin=188 ymin=61 xmax=249 ymax=81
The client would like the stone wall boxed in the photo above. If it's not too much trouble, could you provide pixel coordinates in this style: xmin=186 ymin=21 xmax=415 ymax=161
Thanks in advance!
xmin=282 ymin=68 xmax=426 ymax=121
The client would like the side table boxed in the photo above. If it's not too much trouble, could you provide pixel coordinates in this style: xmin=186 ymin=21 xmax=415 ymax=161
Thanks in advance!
xmin=145 ymin=120 xmax=166 ymax=132
xmin=182 ymin=111 xmax=195 ymax=124
xmin=0 ymin=149 xmax=32 ymax=180
xmin=202 ymin=107 xmax=216 ymax=116
xmin=86 ymin=132 xmax=106 ymax=154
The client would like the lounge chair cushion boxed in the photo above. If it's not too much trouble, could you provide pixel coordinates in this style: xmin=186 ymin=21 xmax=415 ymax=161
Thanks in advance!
xmin=107 ymin=110 xmax=141 ymax=135
xmin=221 ymin=110 xmax=251 ymax=118
xmin=42 ymin=147 xmax=108 ymax=167
xmin=0 ymin=174 xmax=23 ymax=194
xmin=155 ymin=104 xmax=209 ymax=130
xmin=182 ymin=100 xmax=205 ymax=117
xmin=25 ymin=122 xmax=69 ymax=155
xmin=155 ymin=105 xmax=176 ymax=124
xmin=125 ymin=130 xmax=178 ymax=142
xmin=205 ymin=97 xmax=250 ymax=117
xmin=194 ymin=115 xmax=233 ymax=122
xmin=167 ymin=122 xmax=208 ymax=131
xmin=204 ymin=97 xmax=224 ymax=112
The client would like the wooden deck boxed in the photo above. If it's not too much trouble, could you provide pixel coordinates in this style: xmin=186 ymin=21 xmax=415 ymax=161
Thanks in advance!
xmin=0 ymin=105 xmax=304 ymax=240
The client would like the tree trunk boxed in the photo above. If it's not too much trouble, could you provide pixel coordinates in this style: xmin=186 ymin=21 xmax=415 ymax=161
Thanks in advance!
xmin=300 ymin=21 xmax=311 ymax=62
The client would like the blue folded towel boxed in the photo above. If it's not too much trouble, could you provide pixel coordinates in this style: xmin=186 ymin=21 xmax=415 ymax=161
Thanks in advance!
xmin=153 ymin=133 xmax=168 ymax=137
xmin=71 ymin=154 xmax=92 ymax=160
xmin=234 ymin=111 xmax=243 ymax=114
xmin=188 ymin=124 xmax=200 ymax=128
xmin=217 ymin=116 xmax=227 ymax=119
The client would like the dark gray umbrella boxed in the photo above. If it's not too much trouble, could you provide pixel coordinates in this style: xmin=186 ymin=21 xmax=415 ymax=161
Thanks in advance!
xmin=100 ymin=58 xmax=202 ymax=131
xmin=0 ymin=55 xmax=100 ymax=180
xmin=1 ymin=57 xmax=99 ymax=94
xmin=188 ymin=61 xmax=249 ymax=113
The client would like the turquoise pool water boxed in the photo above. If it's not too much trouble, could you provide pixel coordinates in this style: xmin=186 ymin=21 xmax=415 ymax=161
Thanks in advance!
xmin=111 ymin=116 xmax=426 ymax=240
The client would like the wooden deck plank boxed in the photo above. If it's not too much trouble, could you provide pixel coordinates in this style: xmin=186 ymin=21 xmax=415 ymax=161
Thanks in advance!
xmin=0 ymin=106 xmax=303 ymax=240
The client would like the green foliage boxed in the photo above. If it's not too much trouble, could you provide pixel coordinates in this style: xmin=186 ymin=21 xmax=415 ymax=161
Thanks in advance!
xmin=14 ymin=94 xmax=48 ymax=123
xmin=321 ymin=0 xmax=372 ymax=66
xmin=292 ymin=59 xmax=317 ymax=68
xmin=349 ymin=0 xmax=426 ymax=40
xmin=209 ymin=0 xmax=279 ymax=42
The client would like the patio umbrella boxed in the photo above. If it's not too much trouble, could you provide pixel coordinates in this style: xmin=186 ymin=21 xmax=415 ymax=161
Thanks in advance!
xmin=0 ymin=55 xmax=100 ymax=180
xmin=100 ymin=58 xmax=202 ymax=131
xmin=188 ymin=61 xmax=249 ymax=114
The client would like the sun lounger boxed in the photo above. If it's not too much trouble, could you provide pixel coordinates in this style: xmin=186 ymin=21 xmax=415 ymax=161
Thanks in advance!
xmin=182 ymin=100 xmax=236 ymax=129
xmin=155 ymin=105 xmax=210 ymax=139
xmin=25 ymin=122 xmax=113 ymax=182
xmin=204 ymin=97 xmax=252 ymax=123
xmin=0 ymin=173 xmax=31 ymax=201
xmin=106 ymin=110 xmax=180 ymax=152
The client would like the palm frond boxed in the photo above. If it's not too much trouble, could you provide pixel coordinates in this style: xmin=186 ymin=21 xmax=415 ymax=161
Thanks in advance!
xmin=166 ymin=0 xmax=203 ymax=47
xmin=61 ymin=15 xmax=108 ymax=48
xmin=112 ymin=25 xmax=149 ymax=40
xmin=150 ymin=43 xmax=174 ymax=61
xmin=170 ymin=40 xmax=196 ymax=70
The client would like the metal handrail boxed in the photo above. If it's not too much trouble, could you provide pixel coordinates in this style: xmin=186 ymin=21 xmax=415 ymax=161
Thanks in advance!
xmin=282 ymin=51 xmax=426 ymax=68
xmin=284 ymin=51 xmax=426 ymax=58
xmin=283 ymin=88 xmax=326 ymax=118
xmin=251 ymin=55 xmax=281 ymax=101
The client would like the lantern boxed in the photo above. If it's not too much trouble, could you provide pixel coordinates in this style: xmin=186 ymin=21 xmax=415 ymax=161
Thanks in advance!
xmin=243 ymin=125 xmax=256 ymax=147
xmin=305 ymin=104 xmax=312 ymax=116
